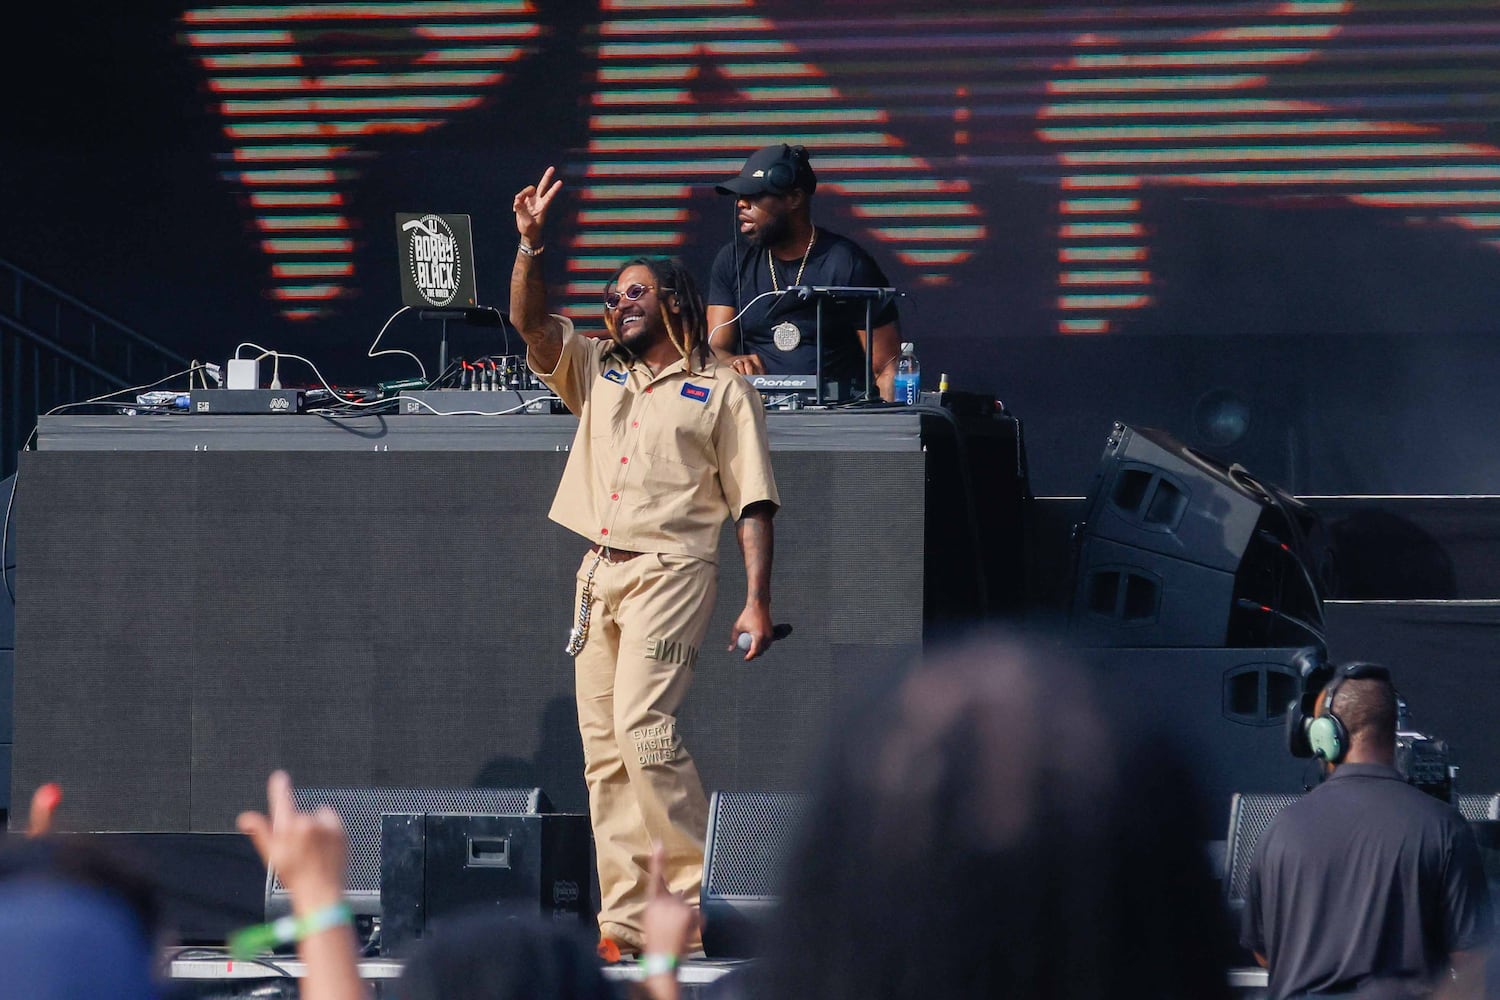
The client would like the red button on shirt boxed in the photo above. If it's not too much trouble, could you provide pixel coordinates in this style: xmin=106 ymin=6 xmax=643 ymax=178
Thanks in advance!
xmin=620 ymin=457 xmax=628 ymax=464
xmin=610 ymin=493 xmax=619 ymax=501
xmin=601 ymin=528 xmax=609 ymax=535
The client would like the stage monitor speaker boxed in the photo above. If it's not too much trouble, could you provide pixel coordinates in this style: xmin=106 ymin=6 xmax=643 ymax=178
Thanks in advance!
xmin=264 ymin=787 xmax=548 ymax=919
xmin=1071 ymin=423 xmax=1324 ymax=647
xmin=1223 ymin=792 xmax=1301 ymax=911
xmin=700 ymin=790 xmax=806 ymax=959
xmin=50 ymin=832 xmax=264 ymax=945
xmin=1227 ymin=796 xmax=1500 ymax=918
xmin=379 ymin=812 xmax=592 ymax=957
xmin=1459 ymin=794 xmax=1500 ymax=822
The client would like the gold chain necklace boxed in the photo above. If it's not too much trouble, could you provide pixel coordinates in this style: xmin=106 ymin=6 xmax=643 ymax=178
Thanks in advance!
xmin=768 ymin=226 xmax=816 ymax=292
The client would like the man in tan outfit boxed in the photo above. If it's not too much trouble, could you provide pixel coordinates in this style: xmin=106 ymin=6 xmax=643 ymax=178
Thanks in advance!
xmin=510 ymin=167 xmax=780 ymax=961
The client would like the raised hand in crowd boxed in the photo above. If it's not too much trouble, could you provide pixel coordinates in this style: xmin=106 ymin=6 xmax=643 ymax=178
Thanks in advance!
xmin=27 ymin=781 xmax=63 ymax=837
xmin=237 ymin=770 xmax=369 ymax=1000
xmin=1 ymin=782 xmax=163 ymax=999
xmin=636 ymin=841 xmax=701 ymax=1000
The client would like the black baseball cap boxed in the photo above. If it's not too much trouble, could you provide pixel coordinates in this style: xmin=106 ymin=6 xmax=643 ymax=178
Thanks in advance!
xmin=714 ymin=144 xmax=816 ymax=197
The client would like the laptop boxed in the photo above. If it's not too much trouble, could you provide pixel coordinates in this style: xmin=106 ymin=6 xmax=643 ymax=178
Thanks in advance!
xmin=395 ymin=212 xmax=480 ymax=310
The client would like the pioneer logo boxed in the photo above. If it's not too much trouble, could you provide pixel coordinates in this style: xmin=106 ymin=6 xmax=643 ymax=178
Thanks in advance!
xmin=750 ymin=377 xmax=815 ymax=389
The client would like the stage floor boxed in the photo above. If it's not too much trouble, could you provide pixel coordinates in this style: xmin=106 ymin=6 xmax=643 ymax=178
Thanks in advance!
xmin=161 ymin=955 xmax=1270 ymax=998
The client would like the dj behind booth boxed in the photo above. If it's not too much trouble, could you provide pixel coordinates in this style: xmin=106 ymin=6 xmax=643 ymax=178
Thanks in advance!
xmin=707 ymin=144 xmax=903 ymax=403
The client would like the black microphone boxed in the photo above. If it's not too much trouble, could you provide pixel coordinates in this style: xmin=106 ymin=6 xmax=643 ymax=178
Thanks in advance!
xmin=736 ymin=623 xmax=793 ymax=651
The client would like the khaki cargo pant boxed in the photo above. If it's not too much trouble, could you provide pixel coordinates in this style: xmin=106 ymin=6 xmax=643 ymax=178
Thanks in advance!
xmin=572 ymin=548 xmax=717 ymax=950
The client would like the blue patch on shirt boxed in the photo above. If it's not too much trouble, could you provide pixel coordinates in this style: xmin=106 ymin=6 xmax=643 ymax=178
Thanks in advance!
xmin=681 ymin=383 xmax=710 ymax=403
xmin=603 ymin=368 xmax=627 ymax=385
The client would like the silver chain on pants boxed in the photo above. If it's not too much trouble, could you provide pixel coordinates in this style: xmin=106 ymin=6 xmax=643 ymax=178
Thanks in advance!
xmin=565 ymin=550 xmax=605 ymax=657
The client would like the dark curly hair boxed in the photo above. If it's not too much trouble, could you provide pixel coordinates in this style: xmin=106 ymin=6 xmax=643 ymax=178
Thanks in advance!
xmin=603 ymin=256 xmax=710 ymax=372
xmin=743 ymin=631 xmax=1232 ymax=1000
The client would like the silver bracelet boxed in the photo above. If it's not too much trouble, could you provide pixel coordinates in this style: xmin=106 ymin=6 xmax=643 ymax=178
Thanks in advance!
xmin=518 ymin=240 xmax=544 ymax=257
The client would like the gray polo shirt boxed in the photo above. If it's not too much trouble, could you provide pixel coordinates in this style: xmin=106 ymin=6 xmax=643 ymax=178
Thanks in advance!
xmin=1241 ymin=763 xmax=1492 ymax=999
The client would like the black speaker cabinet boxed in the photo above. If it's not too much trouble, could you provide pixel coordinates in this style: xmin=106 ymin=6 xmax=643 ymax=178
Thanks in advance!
xmin=1079 ymin=424 xmax=1267 ymax=571
xmin=379 ymin=812 xmax=593 ymax=957
xmin=700 ymin=790 xmax=807 ymax=959
xmin=1072 ymin=423 xmax=1323 ymax=647
xmin=264 ymin=787 xmax=547 ymax=919
xmin=1073 ymin=536 xmax=1239 ymax=647
xmin=13 ymin=424 xmax=928 ymax=834
xmin=1076 ymin=646 xmax=1308 ymax=838
xmin=49 ymin=832 xmax=264 ymax=945
xmin=1222 ymin=792 xmax=1302 ymax=910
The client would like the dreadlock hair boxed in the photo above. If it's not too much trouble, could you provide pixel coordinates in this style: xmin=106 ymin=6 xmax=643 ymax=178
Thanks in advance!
xmin=603 ymin=256 xmax=711 ymax=372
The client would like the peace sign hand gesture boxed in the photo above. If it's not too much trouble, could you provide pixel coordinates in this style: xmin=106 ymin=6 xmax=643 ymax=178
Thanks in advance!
xmin=514 ymin=166 xmax=562 ymax=246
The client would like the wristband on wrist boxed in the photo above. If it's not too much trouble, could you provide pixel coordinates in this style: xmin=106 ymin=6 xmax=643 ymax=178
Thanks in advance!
xmin=518 ymin=240 xmax=544 ymax=257
xmin=228 ymin=901 xmax=354 ymax=959
xmin=639 ymin=953 xmax=679 ymax=977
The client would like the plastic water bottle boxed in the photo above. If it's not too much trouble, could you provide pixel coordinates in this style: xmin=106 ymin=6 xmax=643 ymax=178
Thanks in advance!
xmin=894 ymin=342 xmax=920 ymax=405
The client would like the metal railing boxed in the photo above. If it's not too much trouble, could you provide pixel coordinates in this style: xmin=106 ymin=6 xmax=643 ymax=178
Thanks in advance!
xmin=0 ymin=258 xmax=190 ymax=477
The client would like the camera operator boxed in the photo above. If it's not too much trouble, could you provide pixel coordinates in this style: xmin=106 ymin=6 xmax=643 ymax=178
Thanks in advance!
xmin=1243 ymin=663 xmax=1492 ymax=999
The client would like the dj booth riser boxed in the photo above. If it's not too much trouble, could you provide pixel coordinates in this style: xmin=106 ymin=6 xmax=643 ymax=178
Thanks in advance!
xmin=11 ymin=410 xmax=1023 ymax=833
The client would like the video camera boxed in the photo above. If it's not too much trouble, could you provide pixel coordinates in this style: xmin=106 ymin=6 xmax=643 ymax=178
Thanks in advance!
xmin=1394 ymin=695 xmax=1457 ymax=804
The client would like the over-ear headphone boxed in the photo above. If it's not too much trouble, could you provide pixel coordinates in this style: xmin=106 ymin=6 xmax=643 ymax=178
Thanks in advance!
xmin=763 ymin=145 xmax=814 ymax=196
xmin=1284 ymin=646 xmax=1332 ymax=758
xmin=1306 ymin=662 xmax=1392 ymax=763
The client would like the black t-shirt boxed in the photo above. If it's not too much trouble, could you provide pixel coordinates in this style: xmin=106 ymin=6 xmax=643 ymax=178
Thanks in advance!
xmin=1241 ymin=764 xmax=1494 ymax=1000
xmin=708 ymin=228 xmax=897 ymax=384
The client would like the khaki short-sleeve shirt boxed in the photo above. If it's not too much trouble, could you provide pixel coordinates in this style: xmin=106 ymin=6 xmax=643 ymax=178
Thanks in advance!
xmin=529 ymin=316 xmax=779 ymax=563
